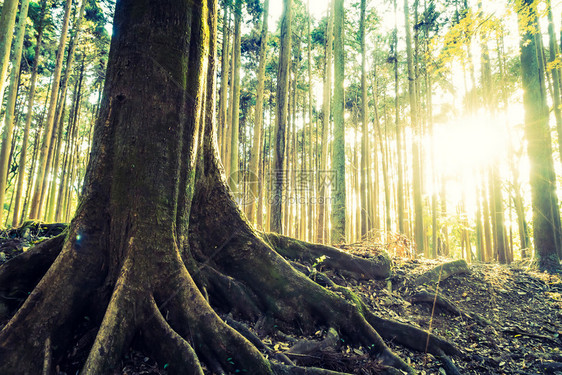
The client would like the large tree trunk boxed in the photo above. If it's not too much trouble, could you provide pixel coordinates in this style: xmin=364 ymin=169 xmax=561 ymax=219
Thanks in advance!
xmin=0 ymin=1 xmax=460 ymax=374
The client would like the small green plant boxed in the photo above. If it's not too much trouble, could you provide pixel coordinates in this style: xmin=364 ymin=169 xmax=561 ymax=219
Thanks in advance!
xmin=312 ymin=255 xmax=327 ymax=270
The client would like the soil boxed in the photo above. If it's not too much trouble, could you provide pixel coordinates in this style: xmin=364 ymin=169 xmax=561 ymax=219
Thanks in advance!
xmin=1 ymin=230 xmax=561 ymax=375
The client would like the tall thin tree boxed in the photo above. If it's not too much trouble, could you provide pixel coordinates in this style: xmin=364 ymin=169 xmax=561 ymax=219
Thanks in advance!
xmin=270 ymin=0 xmax=292 ymax=233
xmin=247 ymin=0 xmax=269 ymax=223
xmin=331 ymin=0 xmax=346 ymax=243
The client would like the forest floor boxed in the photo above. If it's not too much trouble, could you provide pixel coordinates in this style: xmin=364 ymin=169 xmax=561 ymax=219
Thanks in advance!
xmin=1 ymin=226 xmax=562 ymax=375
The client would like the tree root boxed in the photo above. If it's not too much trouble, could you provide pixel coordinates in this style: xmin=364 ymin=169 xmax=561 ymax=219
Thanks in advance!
xmin=0 ymin=234 xmax=65 ymax=320
xmin=288 ymin=327 xmax=341 ymax=355
xmin=82 ymin=257 xmax=138 ymax=374
xmin=155 ymin=258 xmax=275 ymax=375
xmin=204 ymin=266 xmax=262 ymax=320
xmin=0 ymin=218 xmax=107 ymax=373
xmin=143 ymin=297 xmax=204 ymax=375
xmin=263 ymin=232 xmax=391 ymax=280
xmin=42 ymin=336 xmax=52 ymax=375
xmin=414 ymin=259 xmax=469 ymax=287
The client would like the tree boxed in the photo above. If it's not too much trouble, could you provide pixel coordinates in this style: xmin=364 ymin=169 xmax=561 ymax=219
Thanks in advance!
xmin=359 ymin=0 xmax=370 ymax=238
xmin=393 ymin=0 xmax=406 ymax=235
xmin=218 ymin=3 xmax=231 ymax=164
xmin=247 ymin=0 xmax=269 ymax=224
xmin=229 ymin=0 xmax=242 ymax=193
xmin=404 ymin=0 xmax=424 ymax=254
xmin=270 ymin=0 xmax=292 ymax=233
xmin=317 ymin=0 xmax=334 ymax=243
xmin=517 ymin=0 xmax=562 ymax=273
xmin=0 ymin=0 xmax=19 ymax=104
xmin=331 ymin=0 xmax=346 ymax=243
xmin=0 ymin=0 xmax=460 ymax=373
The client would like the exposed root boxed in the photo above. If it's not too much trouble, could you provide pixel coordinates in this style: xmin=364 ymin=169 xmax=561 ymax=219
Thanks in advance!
xmin=189 ymin=172 xmax=422 ymax=374
xmin=143 ymin=297 xmax=204 ymax=375
xmin=0 ymin=219 xmax=107 ymax=374
xmin=82 ymin=257 xmax=138 ymax=375
xmin=224 ymin=317 xmax=296 ymax=366
xmin=364 ymin=311 xmax=459 ymax=357
xmin=204 ymin=266 xmax=262 ymax=320
xmin=263 ymin=232 xmax=391 ymax=280
xmin=0 ymin=234 xmax=65 ymax=319
xmin=42 ymin=336 xmax=52 ymax=375
xmin=414 ymin=259 xmax=469 ymax=287
xmin=433 ymin=347 xmax=462 ymax=375
xmin=288 ymin=327 xmax=340 ymax=355
xmin=156 ymin=258 xmax=275 ymax=375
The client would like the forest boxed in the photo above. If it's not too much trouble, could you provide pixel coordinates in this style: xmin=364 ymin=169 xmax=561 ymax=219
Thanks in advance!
xmin=0 ymin=0 xmax=561 ymax=374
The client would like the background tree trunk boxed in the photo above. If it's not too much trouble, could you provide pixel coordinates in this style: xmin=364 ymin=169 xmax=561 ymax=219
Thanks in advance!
xmin=247 ymin=0 xmax=269 ymax=224
xmin=331 ymin=0 xmax=346 ymax=243
xmin=518 ymin=0 xmax=562 ymax=272
xmin=270 ymin=0 xmax=292 ymax=233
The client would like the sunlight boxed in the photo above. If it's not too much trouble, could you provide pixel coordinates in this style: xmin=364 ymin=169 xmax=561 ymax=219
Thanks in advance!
xmin=426 ymin=110 xmax=512 ymax=217
xmin=432 ymin=111 xmax=508 ymax=177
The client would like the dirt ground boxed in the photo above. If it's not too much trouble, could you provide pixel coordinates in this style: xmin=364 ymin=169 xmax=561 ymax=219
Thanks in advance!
xmin=1 ymin=228 xmax=561 ymax=375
